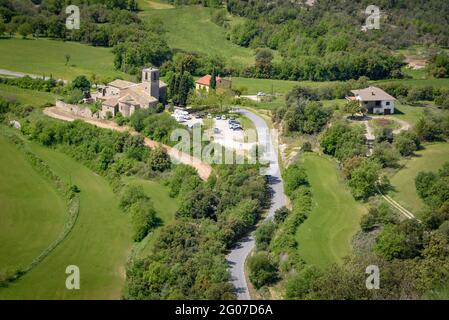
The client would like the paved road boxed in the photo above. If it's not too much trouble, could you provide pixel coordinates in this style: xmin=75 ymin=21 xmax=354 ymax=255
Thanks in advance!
xmin=0 ymin=68 xmax=67 ymax=83
xmin=226 ymin=108 xmax=286 ymax=300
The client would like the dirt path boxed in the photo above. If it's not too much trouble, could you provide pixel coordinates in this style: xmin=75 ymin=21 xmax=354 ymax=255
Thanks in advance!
xmin=43 ymin=107 xmax=212 ymax=180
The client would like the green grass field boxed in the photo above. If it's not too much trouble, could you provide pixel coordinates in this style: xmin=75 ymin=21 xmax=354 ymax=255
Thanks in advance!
xmin=0 ymin=135 xmax=66 ymax=276
xmin=0 ymin=140 xmax=132 ymax=299
xmin=0 ymin=84 xmax=58 ymax=106
xmin=138 ymin=0 xmax=174 ymax=10
xmin=231 ymin=74 xmax=449 ymax=97
xmin=389 ymin=142 xmax=449 ymax=215
xmin=139 ymin=6 xmax=256 ymax=67
xmin=392 ymin=102 xmax=449 ymax=126
xmin=122 ymin=177 xmax=179 ymax=258
xmin=296 ymin=153 xmax=365 ymax=269
xmin=0 ymin=38 xmax=130 ymax=81
xmin=232 ymin=77 xmax=343 ymax=95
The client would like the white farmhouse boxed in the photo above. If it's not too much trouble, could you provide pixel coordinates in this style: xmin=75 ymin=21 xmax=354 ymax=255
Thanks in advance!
xmin=347 ymin=86 xmax=396 ymax=115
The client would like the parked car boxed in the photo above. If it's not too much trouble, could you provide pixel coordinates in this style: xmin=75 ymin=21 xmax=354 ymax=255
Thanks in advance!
xmin=230 ymin=123 xmax=242 ymax=130
xmin=221 ymin=115 xmax=227 ymax=120
xmin=230 ymin=116 xmax=235 ymax=120
xmin=215 ymin=115 xmax=221 ymax=120
xmin=213 ymin=128 xmax=220 ymax=134
xmin=207 ymin=113 xmax=212 ymax=119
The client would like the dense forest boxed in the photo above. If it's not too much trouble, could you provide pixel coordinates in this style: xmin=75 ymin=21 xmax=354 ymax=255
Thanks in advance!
xmin=225 ymin=0 xmax=449 ymax=80
xmin=2 ymin=0 xmax=449 ymax=80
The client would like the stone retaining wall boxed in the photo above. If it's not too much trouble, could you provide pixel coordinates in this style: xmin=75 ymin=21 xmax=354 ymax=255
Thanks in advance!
xmin=55 ymin=100 xmax=100 ymax=119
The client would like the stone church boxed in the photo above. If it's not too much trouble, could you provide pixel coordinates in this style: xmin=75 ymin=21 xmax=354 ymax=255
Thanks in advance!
xmin=95 ymin=68 xmax=167 ymax=118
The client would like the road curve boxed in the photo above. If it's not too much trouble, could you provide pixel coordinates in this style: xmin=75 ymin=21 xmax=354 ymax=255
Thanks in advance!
xmin=227 ymin=108 xmax=286 ymax=300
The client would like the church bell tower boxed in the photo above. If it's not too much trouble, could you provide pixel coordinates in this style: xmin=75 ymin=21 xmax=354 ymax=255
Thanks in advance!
xmin=142 ymin=67 xmax=160 ymax=100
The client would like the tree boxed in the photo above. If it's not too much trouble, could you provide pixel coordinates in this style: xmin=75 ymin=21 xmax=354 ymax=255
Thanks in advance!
xmin=0 ymin=18 xmax=5 ymax=37
xmin=283 ymin=163 xmax=308 ymax=196
xmin=348 ymin=159 xmax=383 ymax=199
xmin=274 ymin=206 xmax=289 ymax=224
xmin=375 ymin=220 xmax=424 ymax=260
xmin=255 ymin=48 xmax=273 ymax=78
xmin=247 ymin=252 xmax=277 ymax=289
xmin=343 ymin=100 xmax=362 ymax=118
xmin=148 ymin=147 xmax=171 ymax=172
xmin=394 ymin=132 xmax=419 ymax=156
xmin=65 ymin=54 xmax=71 ymax=66
xmin=177 ymin=72 xmax=194 ymax=106
xmin=168 ymin=73 xmax=178 ymax=100
xmin=130 ymin=198 xmax=159 ymax=242
xmin=255 ymin=221 xmax=276 ymax=251
xmin=210 ymin=68 xmax=217 ymax=90
xmin=90 ymin=73 xmax=98 ymax=88
xmin=119 ymin=185 xmax=148 ymax=211
xmin=72 ymin=75 xmax=91 ymax=92
xmin=18 ymin=23 xmax=32 ymax=39
xmin=360 ymin=203 xmax=398 ymax=231
xmin=176 ymin=187 xmax=219 ymax=220
xmin=232 ymin=86 xmax=247 ymax=97
xmin=374 ymin=224 xmax=406 ymax=260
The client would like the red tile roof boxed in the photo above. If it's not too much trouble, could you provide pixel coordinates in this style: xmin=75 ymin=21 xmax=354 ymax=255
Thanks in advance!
xmin=195 ymin=75 xmax=222 ymax=86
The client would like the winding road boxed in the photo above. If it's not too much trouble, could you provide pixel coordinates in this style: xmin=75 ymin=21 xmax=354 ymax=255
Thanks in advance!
xmin=226 ymin=108 xmax=287 ymax=300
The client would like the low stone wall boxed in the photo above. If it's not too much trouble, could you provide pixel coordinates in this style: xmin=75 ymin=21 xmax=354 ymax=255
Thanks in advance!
xmin=55 ymin=100 xmax=99 ymax=119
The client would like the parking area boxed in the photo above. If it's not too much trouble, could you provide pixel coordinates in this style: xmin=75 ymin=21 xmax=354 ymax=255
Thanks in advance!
xmin=171 ymin=109 xmax=203 ymax=128
xmin=213 ymin=118 xmax=256 ymax=152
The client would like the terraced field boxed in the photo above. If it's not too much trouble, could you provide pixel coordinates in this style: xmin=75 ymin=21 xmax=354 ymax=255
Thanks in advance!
xmin=0 ymin=140 xmax=132 ymax=299
xmin=0 ymin=134 xmax=66 ymax=277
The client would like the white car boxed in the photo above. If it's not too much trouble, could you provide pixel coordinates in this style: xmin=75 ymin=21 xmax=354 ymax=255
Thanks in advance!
xmin=230 ymin=123 xmax=242 ymax=130
xmin=256 ymin=92 xmax=266 ymax=97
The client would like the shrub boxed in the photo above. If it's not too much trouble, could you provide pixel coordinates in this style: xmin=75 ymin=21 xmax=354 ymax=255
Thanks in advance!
xmin=130 ymin=198 xmax=159 ymax=242
xmin=148 ymin=147 xmax=171 ymax=172
xmin=119 ymin=185 xmax=148 ymax=211
xmin=247 ymin=252 xmax=278 ymax=289
xmin=255 ymin=221 xmax=276 ymax=251
xmin=283 ymin=163 xmax=308 ymax=196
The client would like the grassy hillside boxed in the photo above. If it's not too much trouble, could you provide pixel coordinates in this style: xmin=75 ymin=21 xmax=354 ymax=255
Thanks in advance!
xmin=391 ymin=102 xmax=449 ymax=126
xmin=0 ymin=135 xmax=66 ymax=276
xmin=0 ymin=141 xmax=132 ymax=299
xmin=232 ymin=76 xmax=449 ymax=97
xmin=139 ymin=6 xmax=255 ymax=67
xmin=0 ymin=84 xmax=58 ymax=106
xmin=0 ymin=38 xmax=130 ymax=81
xmin=389 ymin=142 xmax=449 ymax=215
xmin=296 ymin=153 xmax=365 ymax=269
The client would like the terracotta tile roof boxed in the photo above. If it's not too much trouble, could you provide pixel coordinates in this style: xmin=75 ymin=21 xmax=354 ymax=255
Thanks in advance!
xmin=195 ymin=75 xmax=222 ymax=86
xmin=103 ymin=97 xmax=119 ymax=107
xmin=108 ymin=79 xmax=136 ymax=89
xmin=350 ymin=86 xmax=396 ymax=101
